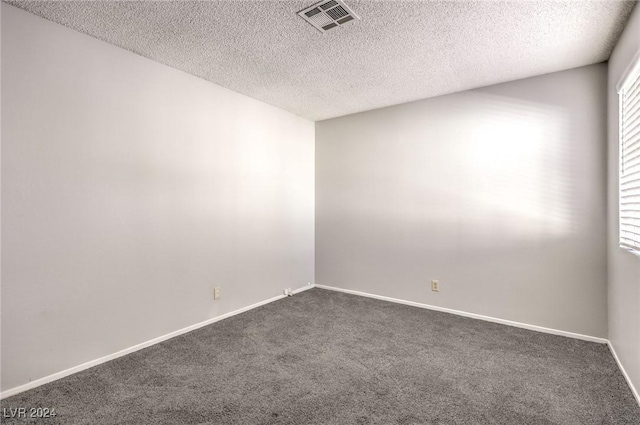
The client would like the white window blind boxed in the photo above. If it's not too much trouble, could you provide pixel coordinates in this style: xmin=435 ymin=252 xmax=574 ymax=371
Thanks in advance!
xmin=619 ymin=53 xmax=640 ymax=255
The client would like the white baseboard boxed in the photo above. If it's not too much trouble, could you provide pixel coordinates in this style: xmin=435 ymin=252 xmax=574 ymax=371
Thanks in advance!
xmin=608 ymin=341 xmax=640 ymax=407
xmin=1 ymin=284 xmax=313 ymax=400
xmin=6 ymin=283 xmax=636 ymax=409
xmin=292 ymin=282 xmax=314 ymax=295
xmin=314 ymin=284 xmax=608 ymax=344
xmin=318 ymin=284 xmax=638 ymax=408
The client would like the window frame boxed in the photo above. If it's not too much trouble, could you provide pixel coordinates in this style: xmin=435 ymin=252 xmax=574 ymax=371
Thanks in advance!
xmin=617 ymin=49 xmax=640 ymax=257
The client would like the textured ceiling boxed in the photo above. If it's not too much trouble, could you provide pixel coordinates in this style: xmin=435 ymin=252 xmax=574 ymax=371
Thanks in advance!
xmin=4 ymin=0 xmax=637 ymax=121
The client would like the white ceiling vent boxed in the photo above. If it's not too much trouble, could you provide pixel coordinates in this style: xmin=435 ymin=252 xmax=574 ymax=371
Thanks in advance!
xmin=298 ymin=0 xmax=359 ymax=33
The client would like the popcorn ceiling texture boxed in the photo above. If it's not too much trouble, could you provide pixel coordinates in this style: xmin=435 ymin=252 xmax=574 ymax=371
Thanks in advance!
xmin=4 ymin=0 xmax=637 ymax=120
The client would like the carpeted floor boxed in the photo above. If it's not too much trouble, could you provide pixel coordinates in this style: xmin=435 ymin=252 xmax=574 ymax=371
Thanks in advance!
xmin=2 ymin=288 xmax=639 ymax=424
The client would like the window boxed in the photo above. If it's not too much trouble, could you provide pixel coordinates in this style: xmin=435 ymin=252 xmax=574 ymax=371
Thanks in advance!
xmin=619 ymin=52 xmax=640 ymax=255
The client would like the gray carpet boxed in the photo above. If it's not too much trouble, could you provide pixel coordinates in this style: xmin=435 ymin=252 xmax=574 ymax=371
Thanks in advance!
xmin=2 ymin=288 xmax=639 ymax=424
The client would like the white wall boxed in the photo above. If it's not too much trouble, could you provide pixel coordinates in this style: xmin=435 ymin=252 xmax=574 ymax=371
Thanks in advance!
xmin=1 ymin=4 xmax=314 ymax=392
xmin=608 ymin=3 xmax=640 ymax=400
xmin=316 ymin=64 xmax=608 ymax=338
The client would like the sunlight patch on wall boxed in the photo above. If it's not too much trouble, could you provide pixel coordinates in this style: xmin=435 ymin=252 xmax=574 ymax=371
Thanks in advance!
xmin=459 ymin=94 xmax=572 ymax=240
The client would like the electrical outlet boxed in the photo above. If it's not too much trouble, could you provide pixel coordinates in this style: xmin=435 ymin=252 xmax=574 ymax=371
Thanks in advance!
xmin=214 ymin=287 xmax=221 ymax=300
xmin=431 ymin=280 xmax=440 ymax=292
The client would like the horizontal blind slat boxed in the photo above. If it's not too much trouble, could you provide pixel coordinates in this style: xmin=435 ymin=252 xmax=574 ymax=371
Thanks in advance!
xmin=623 ymin=115 xmax=640 ymax=137
xmin=622 ymin=135 xmax=640 ymax=155
xmin=624 ymin=92 xmax=640 ymax=114
xmin=623 ymin=84 xmax=640 ymax=106
xmin=620 ymin=192 xmax=640 ymax=199
xmin=621 ymin=225 xmax=640 ymax=232
xmin=621 ymin=178 xmax=640 ymax=188
xmin=624 ymin=96 xmax=640 ymax=119
xmin=624 ymin=116 xmax=640 ymax=138
xmin=623 ymin=109 xmax=640 ymax=132
xmin=626 ymin=70 xmax=640 ymax=91
xmin=625 ymin=78 xmax=640 ymax=99
xmin=623 ymin=161 xmax=640 ymax=175
xmin=621 ymin=169 xmax=640 ymax=180
xmin=623 ymin=149 xmax=640 ymax=166
xmin=624 ymin=90 xmax=640 ymax=112
xmin=624 ymin=74 xmax=640 ymax=101
xmin=623 ymin=75 xmax=640 ymax=101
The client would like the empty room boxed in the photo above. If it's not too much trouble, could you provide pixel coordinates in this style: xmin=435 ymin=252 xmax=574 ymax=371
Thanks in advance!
xmin=1 ymin=0 xmax=640 ymax=423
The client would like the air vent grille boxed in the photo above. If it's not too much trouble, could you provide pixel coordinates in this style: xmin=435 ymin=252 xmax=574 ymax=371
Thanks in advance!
xmin=298 ymin=0 xmax=359 ymax=33
xmin=320 ymin=0 xmax=338 ymax=10
xmin=326 ymin=5 xmax=348 ymax=20
xmin=305 ymin=8 xmax=321 ymax=17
